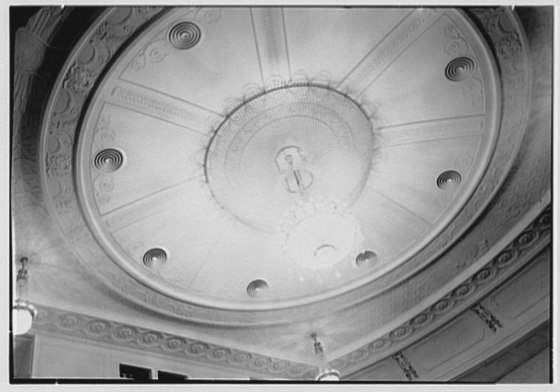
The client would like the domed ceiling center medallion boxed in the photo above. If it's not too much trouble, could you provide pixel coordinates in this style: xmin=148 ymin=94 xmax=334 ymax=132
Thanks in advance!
xmin=205 ymin=85 xmax=375 ymax=233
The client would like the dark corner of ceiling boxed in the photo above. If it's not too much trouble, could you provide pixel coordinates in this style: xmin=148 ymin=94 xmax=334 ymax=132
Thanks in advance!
xmin=10 ymin=6 xmax=106 ymax=151
xmin=13 ymin=6 xmax=106 ymax=80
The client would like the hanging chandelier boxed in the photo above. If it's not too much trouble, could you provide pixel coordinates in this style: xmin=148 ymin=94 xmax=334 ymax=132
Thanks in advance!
xmin=12 ymin=257 xmax=37 ymax=335
xmin=311 ymin=333 xmax=340 ymax=381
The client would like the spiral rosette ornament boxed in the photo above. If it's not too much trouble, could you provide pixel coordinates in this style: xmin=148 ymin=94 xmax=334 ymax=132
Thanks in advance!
xmin=143 ymin=248 xmax=168 ymax=268
xmin=445 ymin=56 xmax=476 ymax=82
xmin=94 ymin=148 xmax=124 ymax=173
xmin=437 ymin=170 xmax=462 ymax=190
xmin=169 ymin=22 xmax=201 ymax=50
xmin=355 ymin=250 xmax=377 ymax=268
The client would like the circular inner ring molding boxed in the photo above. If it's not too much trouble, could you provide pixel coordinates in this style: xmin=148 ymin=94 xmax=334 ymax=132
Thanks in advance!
xmin=205 ymin=85 xmax=375 ymax=233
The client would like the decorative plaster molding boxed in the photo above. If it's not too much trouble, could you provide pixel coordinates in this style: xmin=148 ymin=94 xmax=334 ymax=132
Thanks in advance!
xmin=461 ymin=77 xmax=484 ymax=106
xmin=31 ymin=306 xmax=314 ymax=379
xmin=470 ymin=302 xmax=503 ymax=332
xmin=339 ymin=9 xmax=439 ymax=93
xmin=443 ymin=25 xmax=469 ymax=56
xmin=128 ymin=7 xmax=221 ymax=72
xmin=250 ymin=8 xmax=291 ymax=82
xmin=392 ymin=351 xmax=419 ymax=381
xmin=129 ymin=39 xmax=170 ymax=71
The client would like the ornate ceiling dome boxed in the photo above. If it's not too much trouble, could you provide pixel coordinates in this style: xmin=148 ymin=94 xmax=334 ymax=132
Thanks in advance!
xmin=12 ymin=5 xmax=551 ymax=380
xmin=49 ymin=7 xmax=507 ymax=311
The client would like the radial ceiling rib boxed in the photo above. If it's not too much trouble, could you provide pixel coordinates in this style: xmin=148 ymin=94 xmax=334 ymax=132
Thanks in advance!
xmin=187 ymin=224 xmax=292 ymax=301
xmin=111 ymin=182 xmax=232 ymax=290
xmin=379 ymin=115 xmax=485 ymax=148
xmin=338 ymin=9 xmax=441 ymax=94
xmin=250 ymin=8 xmax=291 ymax=84
xmin=372 ymin=189 xmax=432 ymax=227
xmin=353 ymin=187 xmax=432 ymax=261
xmin=101 ymin=179 xmax=196 ymax=232
xmin=174 ymin=221 xmax=229 ymax=291
xmin=371 ymin=135 xmax=482 ymax=224
xmin=106 ymin=79 xmax=224 ymax=134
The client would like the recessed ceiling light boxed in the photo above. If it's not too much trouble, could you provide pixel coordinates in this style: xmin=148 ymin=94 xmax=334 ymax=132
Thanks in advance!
xmin=445 ymin=57 xmax=476 ymax=82
xmin=437 ymin=170 xmax=462 ymax=190
xmin=143 ymin=248 xmax=168 ymax=268
xmin=247 ymin=279 xmax=268 ymax=298
xmin=355 ymin=250 xmax=377 ymax=267
xmin=94 ymin=148 xmax=124 ymax=173
xmin=169 ymin=22 xmax=201 ymax=50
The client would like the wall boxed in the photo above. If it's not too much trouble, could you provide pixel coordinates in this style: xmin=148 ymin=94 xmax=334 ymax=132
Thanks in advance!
xmin=13 ymin=334 xmax=34 ymax=379
xmin=497 ymin=348 xmax=550 ymax=383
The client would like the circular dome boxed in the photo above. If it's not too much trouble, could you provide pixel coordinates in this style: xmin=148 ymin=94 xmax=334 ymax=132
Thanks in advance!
xmin=205 ymin=85 xmax=374 ymax=232
xmin=40 ymin=7 xmax=531 ymax=323
xmin=74 ymin=7 xmax=500 ymax=309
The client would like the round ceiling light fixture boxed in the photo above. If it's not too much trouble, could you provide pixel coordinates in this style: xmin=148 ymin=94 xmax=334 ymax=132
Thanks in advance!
xmin=94 ymin=148 xmax=124 ymax=173
xmin=13 ymin=300 xmax=37 ymax=335
xmin=169 ymin=21 xmax=201 ymax=50
xmin=437 ymin=170 xmax=462 ymax=190
xmin=143 ymin=248 xmax=168 ymax=268
xmin=247 ymin=279 xmax=269 ymax=298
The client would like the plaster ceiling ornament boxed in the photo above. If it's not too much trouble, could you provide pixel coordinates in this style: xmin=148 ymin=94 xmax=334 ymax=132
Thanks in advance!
xmin=18 ymin=5 xmax=549 ymax=374
xmin=205 ymin=85 xmax=374 ymax=232
xmin=65 ymin=7 xmax=506 ymax=311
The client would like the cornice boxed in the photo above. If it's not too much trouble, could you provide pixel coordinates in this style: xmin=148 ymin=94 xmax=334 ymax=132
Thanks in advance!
xmin=31 ymin=306 xmax=315 ymax=379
